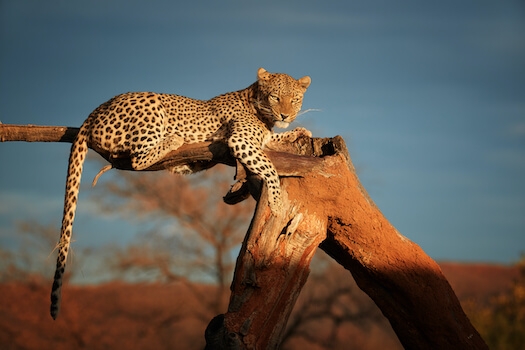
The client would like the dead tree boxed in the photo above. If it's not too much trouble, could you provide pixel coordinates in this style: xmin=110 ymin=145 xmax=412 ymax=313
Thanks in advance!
xmin=0 ymin=123 xmax=488 ymax=349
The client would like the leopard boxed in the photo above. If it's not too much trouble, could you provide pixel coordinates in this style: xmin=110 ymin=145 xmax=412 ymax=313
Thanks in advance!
xmin=50 ymin=68 xmax=311 ymax=319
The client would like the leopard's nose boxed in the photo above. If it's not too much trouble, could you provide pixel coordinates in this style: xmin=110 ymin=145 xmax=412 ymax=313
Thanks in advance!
xmin=280 ymin=113 xmax=289 ymax=120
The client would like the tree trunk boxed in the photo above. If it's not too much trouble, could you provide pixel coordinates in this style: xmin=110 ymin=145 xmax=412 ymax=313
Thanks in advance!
xmin=0 ymin=124 xmax=488 ymax=349
xmin=204 ymin=136 xmax=487 ymax=349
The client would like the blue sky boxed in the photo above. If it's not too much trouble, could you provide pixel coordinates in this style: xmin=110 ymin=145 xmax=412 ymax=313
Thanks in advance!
xmin=1 ymin=0 xmax=524 ymax=265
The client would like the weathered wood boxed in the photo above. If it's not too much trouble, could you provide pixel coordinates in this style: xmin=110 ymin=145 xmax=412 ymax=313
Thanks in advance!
xmin=0 ymin=124 xmax=79 ymax=143
xmin=313 ymin=149 xmax=486 ymax=349
xmin=207 ymin=137 xmax=487 ymax=349
xmin=1 ymin=124 xmax=488 ymax=349
xmin=206 ymin=179 xmax=327 ymax=349
xmin=0 ymin=124 xmax=322 ymax=175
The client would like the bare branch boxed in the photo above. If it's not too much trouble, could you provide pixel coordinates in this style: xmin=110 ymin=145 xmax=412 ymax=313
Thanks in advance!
xmin=0 ymin=124 xmax=322 ymax=176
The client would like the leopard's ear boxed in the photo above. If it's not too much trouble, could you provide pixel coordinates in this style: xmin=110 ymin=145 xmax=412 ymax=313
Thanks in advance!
xmin=298 ymin=76 xmax=311 ymax=90
xmin=257 ymin=67 xmax=271 ymax=81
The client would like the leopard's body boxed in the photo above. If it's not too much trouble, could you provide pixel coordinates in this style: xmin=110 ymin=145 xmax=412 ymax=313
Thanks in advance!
xmin=50 ymin=68 xmax=311 ymax=319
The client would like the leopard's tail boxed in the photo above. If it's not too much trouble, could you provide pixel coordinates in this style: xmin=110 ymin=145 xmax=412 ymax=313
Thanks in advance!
xmin=50 ymin=126 xmax=89 ymax=320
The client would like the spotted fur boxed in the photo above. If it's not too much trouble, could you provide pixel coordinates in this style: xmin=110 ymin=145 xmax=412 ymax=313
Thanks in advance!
xmin=49 ymin=68 xmax=311 ymax=319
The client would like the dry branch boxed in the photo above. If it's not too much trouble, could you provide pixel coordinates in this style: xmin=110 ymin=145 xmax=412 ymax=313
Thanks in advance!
xmin=1 ymin=123 xmax=488 ymax=349
xmin=0 ymin=123 xmax=321 ymax=175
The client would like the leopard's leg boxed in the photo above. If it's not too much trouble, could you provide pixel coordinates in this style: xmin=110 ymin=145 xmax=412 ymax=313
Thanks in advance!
xmin=228 ymin=135 xmax=282 ymax=214
xmin=131 ymin=135 xmax=185 ymax=171
xmin=266 ymin=127 xmax=312 ymax=144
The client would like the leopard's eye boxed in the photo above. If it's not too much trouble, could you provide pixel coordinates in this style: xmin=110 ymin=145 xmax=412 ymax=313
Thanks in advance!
xmin=291 ymin=95 xmax=302 ymax=104
xmin=269 ymin=95 xmax=279 ymax=102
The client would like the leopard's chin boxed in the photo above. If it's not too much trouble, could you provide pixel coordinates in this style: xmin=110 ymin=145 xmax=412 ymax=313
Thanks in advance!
xmin=274 ymin=121 xmax=290 ymax=129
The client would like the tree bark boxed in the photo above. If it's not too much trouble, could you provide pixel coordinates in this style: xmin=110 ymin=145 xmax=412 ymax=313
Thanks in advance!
xmin=0 ymin=124 xmax=487 ymax=349
xmin=205 ymin=181 xmax=327 ymax=349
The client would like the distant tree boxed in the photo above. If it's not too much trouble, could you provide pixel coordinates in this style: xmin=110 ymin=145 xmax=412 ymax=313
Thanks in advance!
xmin=465 ymin=256 xmax=525 ymax=350
xmin=281 ymin=252 xmax=401 ymax=350
xmin=94 ymin=164 xmax=405 ymax=348
xmin=94 ymin=164 xmax=255 ymax=316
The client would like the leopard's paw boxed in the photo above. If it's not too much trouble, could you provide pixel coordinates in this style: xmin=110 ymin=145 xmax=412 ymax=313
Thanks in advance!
xmin=292 ymin=127 xmax=312 ymax=139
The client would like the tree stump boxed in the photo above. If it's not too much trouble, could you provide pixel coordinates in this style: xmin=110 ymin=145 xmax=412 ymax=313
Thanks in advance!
xmin=0 ymin=124 xmax=488 ymax=349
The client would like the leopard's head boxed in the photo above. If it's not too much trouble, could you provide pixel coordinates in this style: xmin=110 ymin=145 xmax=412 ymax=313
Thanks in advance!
xmin=255 ymin=68 xmax=311 ymax=128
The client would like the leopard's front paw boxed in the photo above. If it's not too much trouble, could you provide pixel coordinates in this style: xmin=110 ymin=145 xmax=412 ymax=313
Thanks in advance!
xmin=292 ymin=127 xmax=312 ymax=139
